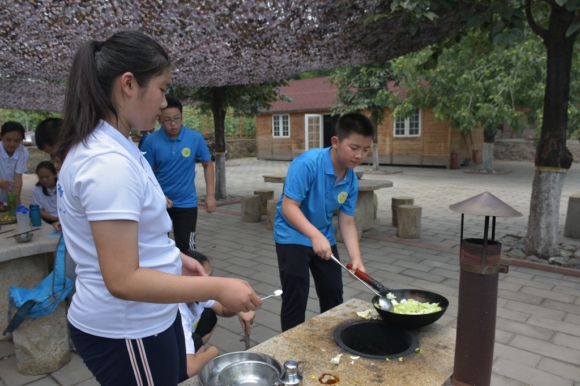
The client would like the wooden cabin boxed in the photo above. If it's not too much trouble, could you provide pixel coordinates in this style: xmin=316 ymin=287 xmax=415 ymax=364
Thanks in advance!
xmin=256 ymin=77 xmax=483 ymax=168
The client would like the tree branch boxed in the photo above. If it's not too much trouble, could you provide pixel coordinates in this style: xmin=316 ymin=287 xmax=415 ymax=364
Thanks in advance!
xmin=525 ymin=0 xmax=547 ymax=39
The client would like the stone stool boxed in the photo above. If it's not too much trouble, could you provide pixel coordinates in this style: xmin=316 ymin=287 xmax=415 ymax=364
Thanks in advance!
xmin=266 ymin=199 xmax=278 ymax=230
xmin=241 ymin=195 xmax=262 ymax=222
xmin=13 ymin=302 xmax=71 ymax=375
xmin=564 ymin=191 xmax=580 ymax=239
xmin=391 ymin=196 xmax=414 ymax=226
xmin=397 ymin=205 xmax=421 ymax=239
xmin=254 ymin=189 xmax=274 ymax=215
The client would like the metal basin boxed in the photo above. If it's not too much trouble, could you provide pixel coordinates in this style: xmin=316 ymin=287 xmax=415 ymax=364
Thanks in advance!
xmin=218 ymin=360 xmax=280 ymax=386
xmin=199 ymin=352 xmax=282 ymax=386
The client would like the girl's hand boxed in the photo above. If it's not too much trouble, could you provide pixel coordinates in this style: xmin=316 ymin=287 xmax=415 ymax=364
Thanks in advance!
xmin=215 ymin=279 xmax=261 ymax=314
xmin=166 ymin=197 xmax=173 ymax=209
xmin=238 ymin=310 xmax=255 ymax=335
xmin=180 ymin=253 xmax=208 ymax=277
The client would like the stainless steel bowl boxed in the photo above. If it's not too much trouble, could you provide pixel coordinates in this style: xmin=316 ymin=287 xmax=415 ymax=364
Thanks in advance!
xmin=218 ymin=360 xmax=280 ymax=386
xmin=15 ymin=232 xmax=33 ymax=243
xmin=199 ymin=352 xmax=282 ymax=386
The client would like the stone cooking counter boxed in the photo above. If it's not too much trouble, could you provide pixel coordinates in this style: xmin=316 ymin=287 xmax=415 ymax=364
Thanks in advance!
xmin=182 ymin=298 xmax=455 ymax=386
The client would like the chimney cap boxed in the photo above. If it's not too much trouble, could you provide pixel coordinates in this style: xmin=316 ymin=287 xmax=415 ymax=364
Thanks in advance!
xmin=449 ymin=192 xmax=523 ymax=218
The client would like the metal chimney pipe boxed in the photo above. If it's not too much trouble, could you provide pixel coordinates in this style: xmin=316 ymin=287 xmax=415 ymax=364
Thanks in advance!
xmin=453 ymin=238 xmax=506 ymax=386
xmin=449 ymin=192 xmax=522 ymax=386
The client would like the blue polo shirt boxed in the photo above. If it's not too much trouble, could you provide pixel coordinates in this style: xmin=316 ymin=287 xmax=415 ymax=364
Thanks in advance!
xmin=141 ymin=126 xmax=211 ymax=208
xmin=274 ymin=147 xmax=358 ymax=246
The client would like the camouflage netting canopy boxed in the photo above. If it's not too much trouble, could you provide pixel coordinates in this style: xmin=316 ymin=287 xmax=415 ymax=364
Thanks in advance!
xmin=0 ymin=0 xmax=475 ymax=112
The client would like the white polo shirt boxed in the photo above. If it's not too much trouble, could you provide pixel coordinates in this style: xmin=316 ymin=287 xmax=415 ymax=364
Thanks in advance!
xmin=178 ymin=300 xmax=215 ymax=354
xmin=57 ymin=120 xmax=181 ymax=339
xmin=32 ymin=185 xmax=58 ymax=217
xmin=0 ymin=142 xmax=28 ymax=203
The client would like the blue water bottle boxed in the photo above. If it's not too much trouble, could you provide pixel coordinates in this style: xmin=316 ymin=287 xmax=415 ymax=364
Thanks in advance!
xmin=29 ymin=204 xmax=42 ymax=227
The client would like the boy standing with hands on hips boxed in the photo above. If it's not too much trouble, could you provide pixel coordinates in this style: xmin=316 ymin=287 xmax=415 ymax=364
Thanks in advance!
xmin=274 ymin=113 xmax=375 ymax=331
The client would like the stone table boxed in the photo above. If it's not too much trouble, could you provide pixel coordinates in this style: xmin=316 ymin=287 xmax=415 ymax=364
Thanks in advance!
xmin=181 ymin=298 xmax=455 ymax=386
xmin=261 ymin=174 xmax=393 ymax=231
xmin=356 ymin=179 xmax=393 ymax=231
xmin=0 ymin=223 xmax=70 ymax=375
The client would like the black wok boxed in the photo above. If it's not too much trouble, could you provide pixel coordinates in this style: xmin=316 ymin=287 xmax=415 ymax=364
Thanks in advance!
xmin=372 ymin=289 xmax=449 ymax=329
xmin=346 ymin=263 xmax=449 ymax=329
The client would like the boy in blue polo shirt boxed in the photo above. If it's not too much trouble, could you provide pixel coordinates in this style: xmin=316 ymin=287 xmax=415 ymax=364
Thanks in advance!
xmin=141 ymin=95 xmax=216 ymax=252
xmin=274 ymin=112 xmax=375 ymax=331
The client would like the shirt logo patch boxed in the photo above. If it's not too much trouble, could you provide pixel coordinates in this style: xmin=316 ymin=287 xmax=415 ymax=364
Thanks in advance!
xmin=338 ymin=191 xmax=348 ymax=204
xmin=182 ymin=148 xmax=191 ymax=157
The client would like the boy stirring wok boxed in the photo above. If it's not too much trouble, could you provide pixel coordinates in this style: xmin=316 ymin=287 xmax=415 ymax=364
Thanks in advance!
xmin=274 ymin=113 xmax=375 ymax=332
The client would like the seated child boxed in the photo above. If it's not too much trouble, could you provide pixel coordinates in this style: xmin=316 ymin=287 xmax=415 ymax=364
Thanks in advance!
xmin=32 ymin=161 xmax=59 ymax=224
xmin=0 ymin=121 xmax=28 ymax=204
xmin=179 ymin=250 xmax=255 ymax=377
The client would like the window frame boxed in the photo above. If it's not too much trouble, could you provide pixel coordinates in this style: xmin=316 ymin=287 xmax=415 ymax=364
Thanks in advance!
xmin=272 ymin=114 xmax=290 ymax=138
xmin=393 ymin=109 xmax=422 ymax=137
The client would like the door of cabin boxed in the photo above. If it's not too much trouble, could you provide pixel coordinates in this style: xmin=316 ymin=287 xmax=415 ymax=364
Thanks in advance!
xmin=305 ymin=114 xmax=323 ymax=151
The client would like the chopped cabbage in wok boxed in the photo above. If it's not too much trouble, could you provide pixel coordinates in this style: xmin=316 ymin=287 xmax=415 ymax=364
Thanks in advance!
xmin=391 ymin=298 xmax=442 ymax=315
xmin=374 ymin=293 xmax=442 ymax=315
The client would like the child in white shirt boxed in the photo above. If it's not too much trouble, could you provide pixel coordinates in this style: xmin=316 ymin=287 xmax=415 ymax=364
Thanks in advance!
xmin=0 ymin=121 xmax=28 ymax=204
xmin=179 ymin=250 xmax=255 ymax=377
xmin=31 ymin=161 xmax=59 ymax=224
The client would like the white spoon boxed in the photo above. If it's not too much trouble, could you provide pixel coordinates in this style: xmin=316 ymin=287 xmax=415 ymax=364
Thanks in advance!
xmin=261 ymin=289 xmax=283 ymax=300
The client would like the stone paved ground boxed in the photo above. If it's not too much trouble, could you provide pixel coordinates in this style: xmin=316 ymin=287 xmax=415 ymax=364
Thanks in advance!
xmin=1 ymin=159 xmax=580 ymax=386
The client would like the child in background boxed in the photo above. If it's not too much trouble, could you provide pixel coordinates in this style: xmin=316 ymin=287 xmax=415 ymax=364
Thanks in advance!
xmin=179 ymin=250 xmax=255 ymax=377
xmin=0 ymin=121 xmax=29 ymax=204
xmin=32 ymin=161 xmax=59 ymax=224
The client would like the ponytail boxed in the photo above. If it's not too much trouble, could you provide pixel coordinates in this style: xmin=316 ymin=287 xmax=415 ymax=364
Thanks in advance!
xmin=55 ymin=31 xmax=170 ymax=162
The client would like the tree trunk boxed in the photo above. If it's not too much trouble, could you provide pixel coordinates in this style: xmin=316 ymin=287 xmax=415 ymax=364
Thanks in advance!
xmin=372 ymin=143 xmax=379 ymax=171
xmin=211 ymin=87 xmax=228 ymax=200
xmin=482 ymin=125 xmax=498 ymax=172
xmin=524 ymin=6 xmax=575 ymax=258
xmin=525 ymin=169 xmax=566 ymax=258
xmin=371 ymin=110 xmax=380 ymax=171
xmin=482 ymin=143 xmax=494 ymax=173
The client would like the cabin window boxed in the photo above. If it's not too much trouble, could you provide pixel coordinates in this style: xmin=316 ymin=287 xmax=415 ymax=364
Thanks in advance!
xmin=272 ymin=114 xmax=290 ymax=138
xmin=393 ymin=110 xmax=421 ymax=137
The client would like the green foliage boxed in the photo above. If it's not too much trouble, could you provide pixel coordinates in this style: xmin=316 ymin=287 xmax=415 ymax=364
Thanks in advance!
xmin=181 ymin=106 xmax=256 ymax=139
xmin=0 ymin=109 xmax=61 ymax=132
xmin=172 ymin=81 xmax=290 ymax=118
xmin=365 ymin=0 xmax=456 ymax=35
xmin=389 ymin=26 xmax=580 ymax=134
xmin=328 ymin=63 xmax=398 ymax=126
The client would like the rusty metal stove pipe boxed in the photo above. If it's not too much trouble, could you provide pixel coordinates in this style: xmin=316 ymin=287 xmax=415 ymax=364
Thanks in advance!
xmin=453 ymin=237 xmax=505 ymax=386
xmin=449 ymin=192 xmax=521 ymax=386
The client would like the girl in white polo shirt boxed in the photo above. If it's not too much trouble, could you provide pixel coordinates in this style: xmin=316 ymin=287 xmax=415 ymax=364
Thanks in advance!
xmin=54 ymin=31 xmax=261 ymax=386
xmin=31 ymin=161 xmax=59 ymax=224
